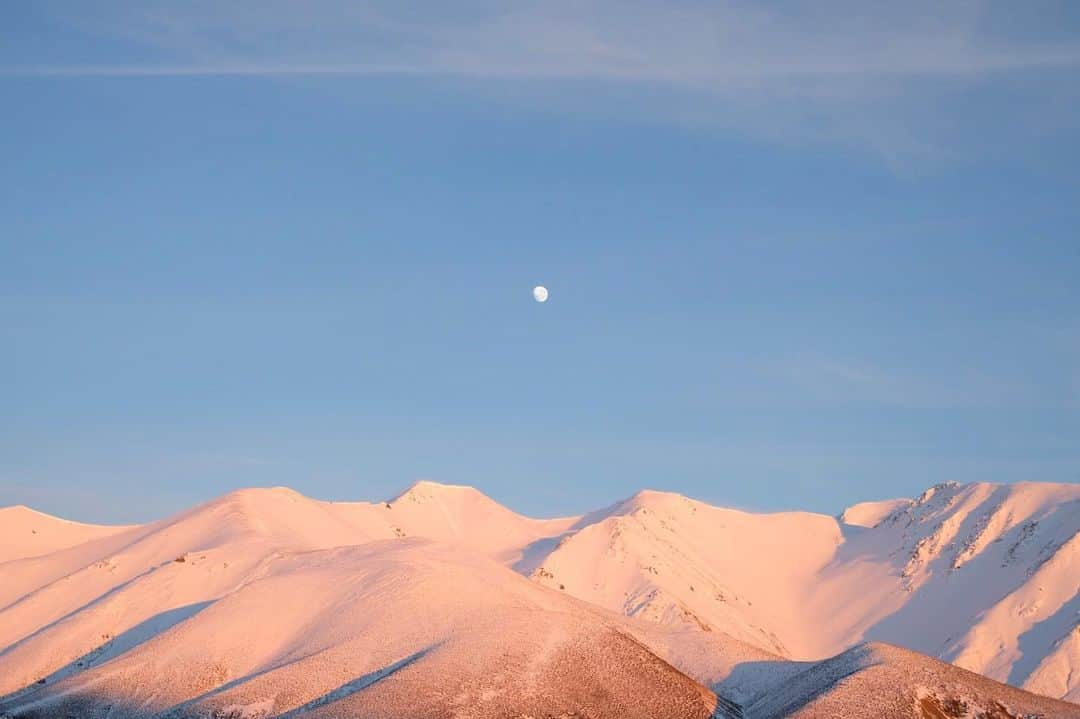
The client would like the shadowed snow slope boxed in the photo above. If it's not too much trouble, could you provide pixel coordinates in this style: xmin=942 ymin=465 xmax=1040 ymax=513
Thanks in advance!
xmin=1 ymin=479 xmax=1078 ymax=714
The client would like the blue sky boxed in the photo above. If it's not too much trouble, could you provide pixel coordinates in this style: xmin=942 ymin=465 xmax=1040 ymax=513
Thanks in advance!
xmin=2 ymin=1 xmax=1079 ymax=523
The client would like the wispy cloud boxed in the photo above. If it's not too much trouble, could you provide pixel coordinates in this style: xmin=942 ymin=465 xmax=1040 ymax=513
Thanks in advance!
xmin=2 ymin=63 xmax=433 ymax=78
xmin=6 ymin=1 xmax=1080 ymax=157
xmin=7 ymin=48 xmax=1079 ymax=79
xmin=14 ymin=2 xmax=1080 ymax=81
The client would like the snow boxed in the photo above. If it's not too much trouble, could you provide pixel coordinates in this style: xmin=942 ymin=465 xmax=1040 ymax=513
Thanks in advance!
xmin=0 ymin=505 xmax=134 ymax=564
xmin=1 ymin=541 xmax=723 ymax=718
xmin=840 ymin=498 xmax=915 ymax=528
xmin=740 ymin=642 xmax=1080 ymax=718
xmin=1 ymin=479 xmax=1078 ymax=716
xmin=511 ymin=479 xmax=1080 ymax=700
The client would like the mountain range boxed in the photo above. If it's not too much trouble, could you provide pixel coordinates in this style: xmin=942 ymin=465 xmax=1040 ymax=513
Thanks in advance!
xmin=1 ymin=479 xmax=1077 ymax=718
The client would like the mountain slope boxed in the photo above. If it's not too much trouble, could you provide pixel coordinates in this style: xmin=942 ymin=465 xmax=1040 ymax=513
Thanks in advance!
xmin=0 ymin=505 xmax=135 ymax=564
xmin=526 ymin=489 xmax=841 ymax=656
xmin=504 ymin=481 xmax=1080 ymax=701
xmin=741 ymin=642 xmax=1080 ymax=719
xmin=1 ymin=479 xmax=1078 ymax=710
xmin=0 ymin=541 xmax=725 ymax=719
xmin=819 ymin=481 xmax=1080 ymax=700
xmin=381 ymin=480 xmax=577 ymax=564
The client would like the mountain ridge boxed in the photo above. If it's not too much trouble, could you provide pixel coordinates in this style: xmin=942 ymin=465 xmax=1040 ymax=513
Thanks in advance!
xmin=2 ymin=479 xmax=1078 ymax=708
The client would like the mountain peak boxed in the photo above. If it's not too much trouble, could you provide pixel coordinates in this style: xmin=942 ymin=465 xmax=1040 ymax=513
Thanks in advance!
xmin=0 ymin=504 xmax=135 ymax=564
xmin=412 ymin=479 xmax=476 ymax=492
xmin=915 ymin=480 xmax=964 ymax=504
xmin=203 ymin=486 xmax=309 ymax=515
xmin=839 ymin=497 xmax=915 ymax=528
xmin=222 ymin=485 xmax=305 ymax=500
xmin=627 ymin=488 xmax=684 ymax=502
xmin=0 ymin=504 xmax=36 ymax=516
xmin=0 ymin=503 xmax=125 ymax=527
xmin=390 ymin=480 xmax=490 ymax=504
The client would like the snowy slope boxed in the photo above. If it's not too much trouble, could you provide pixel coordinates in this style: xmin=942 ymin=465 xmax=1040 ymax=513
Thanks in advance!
xmin=509 ymin=481 xmax=1080 ymax=702
xmin=0 ymin=483 xmax=576 ymax=695
xmin=1 ymin=479 xmax=1078 ymax=713
xmin=379 ymin=480 xmax=577 ymax=564
xmin=526 ymin=490 xmax=841 ymax=656
xmin=0 ymin=484 xmax=770 ymax=718
xmin=0 ymin=506 xmax=134 ymax=563
xmin=741 ymin=642 xmax=1080 ymax=719
xmin=820 ymin=481 xmax=1080 ymax=701
xmin=840 ymin=498 xmax=915 ymax=528
xmin=0 ymin=541 xmax=723 ymax=719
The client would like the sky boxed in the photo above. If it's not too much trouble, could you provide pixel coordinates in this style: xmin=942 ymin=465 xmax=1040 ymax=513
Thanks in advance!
xmin=2 ymin=1 xmax=1079 ymax=523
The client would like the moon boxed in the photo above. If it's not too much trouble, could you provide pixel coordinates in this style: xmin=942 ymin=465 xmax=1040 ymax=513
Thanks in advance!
xmin=533 ymin=286 xmax=549 ymax=303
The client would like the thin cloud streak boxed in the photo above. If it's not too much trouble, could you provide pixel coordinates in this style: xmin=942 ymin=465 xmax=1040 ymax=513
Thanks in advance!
xmin=4 ymin=49 xmax=1080 ymax=81
xmin=0 ymin=64 xmax=432 ymax=78
xmin=8 ymin=1 xmax=1080 ymax=159
xmin=11 ymin=1 xmax=1080 ymax=83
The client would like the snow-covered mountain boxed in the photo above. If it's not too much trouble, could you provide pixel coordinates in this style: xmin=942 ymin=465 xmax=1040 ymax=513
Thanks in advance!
xmin=523 ymin=481 xmax=1080 ymax=703
xmin=0 ymin=480 xmax=1077 ymax=717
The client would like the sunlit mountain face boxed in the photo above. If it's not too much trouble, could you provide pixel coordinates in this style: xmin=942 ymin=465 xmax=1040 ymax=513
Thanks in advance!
xmin=2 ymin=480 xmax=1078 ymax=718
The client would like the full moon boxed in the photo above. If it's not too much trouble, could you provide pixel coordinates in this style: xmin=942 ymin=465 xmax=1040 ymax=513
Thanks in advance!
xmin=533 ymin=286 xmax=549 ymax=303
